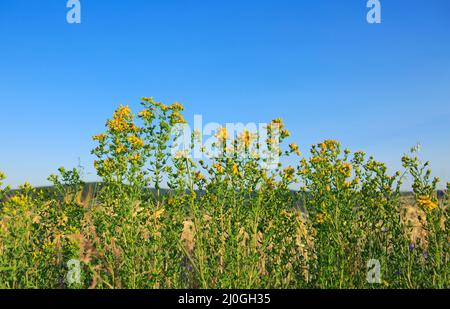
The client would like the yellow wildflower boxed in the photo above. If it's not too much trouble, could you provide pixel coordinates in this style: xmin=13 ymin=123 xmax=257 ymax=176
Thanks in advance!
xmin=92 ymin=133 xmax=105 ymax=142
xmin=9 ymin=195 xmax=27 ymax=207
xmin=216 ymin=127 xmax=228 ymax=142
xmin=416 ymin=196 xmax=437 ymax=211
xmin=19 ymin=182 xmax=33 ymax=191
xmin=238 ymin=130 xmax=253 ymax=148
xmin=107 ymin=118 xmax=125 ymax=132
xmin=272 ymin=118 xmax=282 ymax=123
xmin=232 ymin=163 xmax=239 ymax=175
xmin=116 ymin=144 xmax=126 ymax=154
xmin=289 ymin=143 xmax=300 ymax=154
xmin=0 ymin=170 xmax=5 ymax=186
xmin=130 ymin=153 xmax=141 ymax=163
xmin=195 ymin=172 xmax=205 ymax=181
xmin=116 ymin=105 xmax=131 ymax=118
xmin=315 ymin=212 xmax=327 ymax=224
xmin=103 ymin=158 xmax=114 ymax=172
xmin=320 ymin=139 xmax=338 ymax=151
xmin=281 ymin=129 xmax=290 ymax=138
xmin=283 ymin=166 xmax=295 ymax=181
xmin=271 ymin=118 xmax=284 ymax=128
xmin=340 ymin=162 xmax=352 ymax=177
xmin=169 ymin=102 xmax=184 ymax=111
xmin=138 ymin=109 xmax=154 ymax=120
xmin=213 ymin=163 xmax=224 ymax=174
xmin=127 ymin=135 xmax=144 ymax=148
xmin=267 ymin=137 xmax=279 ymax=147
xmin=107 ymin=105 xmax=134 ymax=133
xmin=310 ymin=156 xmax=323 ymax=164
xmin=170 ymin=112 xmax=186 ymax=124
xmin=154 ymin=101 xmax=169 ymax=112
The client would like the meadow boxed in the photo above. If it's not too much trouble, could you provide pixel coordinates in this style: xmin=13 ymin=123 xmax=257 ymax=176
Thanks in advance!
xmin=0 ymin=97 xmax=448 ymax=289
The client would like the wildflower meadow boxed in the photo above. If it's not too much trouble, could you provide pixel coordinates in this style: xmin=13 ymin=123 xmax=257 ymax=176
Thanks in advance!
xmin=0 ymin=98 xmax=448 ymax=289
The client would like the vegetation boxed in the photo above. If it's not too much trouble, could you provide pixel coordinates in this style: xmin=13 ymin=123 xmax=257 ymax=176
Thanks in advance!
xmin=0 ymin=98 xmax=448 ymax=288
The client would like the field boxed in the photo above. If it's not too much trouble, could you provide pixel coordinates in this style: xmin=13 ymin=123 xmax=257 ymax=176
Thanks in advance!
xmin=0 ymin=98 xmax=448 ymax=289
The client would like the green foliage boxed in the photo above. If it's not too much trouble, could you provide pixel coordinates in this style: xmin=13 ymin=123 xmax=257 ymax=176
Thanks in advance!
xmin=0 ymin=99 xmax=448 ymax=288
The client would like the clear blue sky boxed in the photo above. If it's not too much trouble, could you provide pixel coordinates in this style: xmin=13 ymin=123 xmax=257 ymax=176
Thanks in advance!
xmin=1 ymin=0 xmax=449 ymax=188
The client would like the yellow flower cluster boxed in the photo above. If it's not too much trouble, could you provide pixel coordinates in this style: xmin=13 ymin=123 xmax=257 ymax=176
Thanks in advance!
xmin=289 ymin=143 xmax=300 ymax=155
xmin=339 ymin=162 xmax=352 ymax=177
xmin=238 ymin=130 xmax=253 ymax=148
xmin=299 ymin=158 xmax=308 ymax=175
xmin=169 ymin=102 xmax=184 ymax=111
xmin=19 ymin=182 xmax=33 ymax=191
xmin=269 ymin=118 xmax=290 ymax=138
xmin=216 ymin=127 xmax=228 ymax=142
xmin=102 ymin=158 xmax=115 ymax=173
xmin=232 ymin=163 xmax=239 ymax=175
xmin=138 ymin=109 xmax=154 ymax=121
xmin=107 ymin=105 xmax=137 ymax=133
xmin=92 ymin=133 xmax=105 ymax=142
xmin=315 ymin=212 xmax=327 ymax=224
xmin=129 ymin=153 xmax=141 ymax=164
xmin=161 ymin=101 xmax=184 ymax=112
xmin=9 ymin=195 xmax=27 ymax=207
xmin=283 ymin=166 xmax=295 ymax=181
xmin=267 ymin=137 xmax=279 ymax=147
xmin=0 ymin=170 xmax=5 ymax=188
xmin=116 ymin=144 xmax=126 ymax=154
xmin=318 ymin=140 xmax=338 ymax=152
xmin=127 ymin=135 xmax=145 ymax=149
xmin=416 ymin=195 xmax=438 ymax=211
xmin=195 ymin=171 xmax=206 ymax=181
xmin=213 ymin=163 xmax=224 ymax=174
xmin=149 ymin=100 xmax=169 ymax=112
xmin=169 ymin=112 xmax=186 ymax=125
xmin=310 ymin=156 xmax=324 ymax=164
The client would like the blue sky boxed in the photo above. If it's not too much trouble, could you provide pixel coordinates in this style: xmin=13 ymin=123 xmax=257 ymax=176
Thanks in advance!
xmin=0 ymin=0 xmax=449 ymax=188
